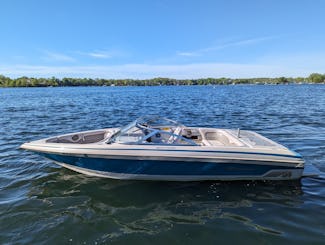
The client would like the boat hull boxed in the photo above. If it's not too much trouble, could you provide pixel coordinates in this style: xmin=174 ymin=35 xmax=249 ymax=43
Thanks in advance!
xmin=40 ymin=152 xmax=303 ymax=181
xmin=20 ymin=117 xmax=305 ymax=181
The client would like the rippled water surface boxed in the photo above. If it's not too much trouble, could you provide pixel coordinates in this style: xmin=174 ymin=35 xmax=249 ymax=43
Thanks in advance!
xmin=0 ymin=85 xmax=324 ymax=244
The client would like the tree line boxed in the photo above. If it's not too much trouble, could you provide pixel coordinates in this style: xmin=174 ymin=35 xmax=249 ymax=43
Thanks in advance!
xmin=0 ymin=73 xmax=324 ymax=87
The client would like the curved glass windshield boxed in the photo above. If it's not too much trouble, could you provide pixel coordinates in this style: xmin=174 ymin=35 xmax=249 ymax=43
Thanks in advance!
xmin=107 ymin=116 xmax=197 ymax=145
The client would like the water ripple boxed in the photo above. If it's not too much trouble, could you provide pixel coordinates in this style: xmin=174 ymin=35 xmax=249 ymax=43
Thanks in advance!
xmin=0 ymin=85 xmax=324 ymax=244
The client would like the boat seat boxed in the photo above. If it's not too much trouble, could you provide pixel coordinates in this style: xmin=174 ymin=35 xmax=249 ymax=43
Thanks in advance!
xmin=167 ymin=127 xmax=183 ymax=144
xmin=200 ymin=130 xmax=244 ymax=146
xmin=83 ymin=132 xmax=105 ymax=143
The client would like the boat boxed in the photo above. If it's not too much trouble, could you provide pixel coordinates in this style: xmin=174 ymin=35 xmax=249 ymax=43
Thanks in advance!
xmin=20 ymin=116 xmax=304 ymax=181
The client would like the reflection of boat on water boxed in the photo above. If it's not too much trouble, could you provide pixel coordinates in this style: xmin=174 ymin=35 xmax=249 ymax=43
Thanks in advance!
xmin=21 ymin=116 xmax=304 ymax=181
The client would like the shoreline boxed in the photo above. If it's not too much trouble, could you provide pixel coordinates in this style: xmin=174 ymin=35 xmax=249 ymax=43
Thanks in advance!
xmin=1 ymin=74 xmax=324 ymax=87
xmin=0 ymin=82 xmax=324 ymax=88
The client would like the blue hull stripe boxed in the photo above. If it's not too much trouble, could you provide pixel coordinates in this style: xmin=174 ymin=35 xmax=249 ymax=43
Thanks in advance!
xmin=41 ymin=153 xmax=299 ymax=176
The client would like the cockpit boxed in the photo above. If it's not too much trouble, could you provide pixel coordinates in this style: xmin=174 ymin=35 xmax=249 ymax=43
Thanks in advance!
xmin=107 ymin=116 xmax=198 ymax=145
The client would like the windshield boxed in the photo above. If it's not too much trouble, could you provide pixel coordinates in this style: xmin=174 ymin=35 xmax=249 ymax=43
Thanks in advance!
xmin=106 ymin=116 xmax=197 ymax=145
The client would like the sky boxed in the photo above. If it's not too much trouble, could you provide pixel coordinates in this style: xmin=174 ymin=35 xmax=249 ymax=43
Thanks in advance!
xmin=0 ymin=0 xmax=325 ymax=79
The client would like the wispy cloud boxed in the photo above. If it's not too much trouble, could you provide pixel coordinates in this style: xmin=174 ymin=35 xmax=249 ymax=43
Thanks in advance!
xmin=88 ymin=52 xmax=111 ymax=59
xmin=78 ymin=50 xmax=112 ymax=59
xmin=177 ymin=36 xmax=276 ymax=57
xmin=42 ymin=51 xmax=76 ymax=62
xmin=204 ymin=36 xmax=275 ymax=51
xmin=41 ymin=49 xmax=117 ymax=62
xmin=1 ymin=58 xmax=324 ymax=79
xmin=176 ymin=51 xmax=199 ymax=57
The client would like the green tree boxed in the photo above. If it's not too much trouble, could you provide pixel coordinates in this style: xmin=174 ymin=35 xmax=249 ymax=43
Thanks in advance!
xmin=308 ymin=73 xmax=325 ymax=83
xmin=0 ymin=75 xmax=13 ymax=87
xmin=277 ymin=77 xmax=288 ymax=84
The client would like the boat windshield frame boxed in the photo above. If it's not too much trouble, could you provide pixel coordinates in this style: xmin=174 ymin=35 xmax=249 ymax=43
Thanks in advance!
xmin=106 ymin=116 xmax=197 ymax=146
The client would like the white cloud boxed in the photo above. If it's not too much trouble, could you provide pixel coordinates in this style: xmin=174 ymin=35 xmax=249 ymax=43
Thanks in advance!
xmin=176 ymin=51 xmax=199 ymax=57
xmin=88 ymin=52 xmax=111 ymax=59
xmin=78 ymin=50 xmax=112 ymax=59
xmin=177 ymin=36 xmax=276 ymax=57
xmin=0 ymin=60 xmax=323 ymax=79
xmin=42 ymin=51 xmax=76 ymax=62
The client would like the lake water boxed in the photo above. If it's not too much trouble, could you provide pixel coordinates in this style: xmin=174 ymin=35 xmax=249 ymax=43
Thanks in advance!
xmin=0 ymin=85 xmax=324 ymax=244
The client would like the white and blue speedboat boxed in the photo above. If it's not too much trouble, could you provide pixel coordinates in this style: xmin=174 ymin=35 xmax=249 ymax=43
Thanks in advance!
xmin=20 ymin=116 xmax=304 ymax=181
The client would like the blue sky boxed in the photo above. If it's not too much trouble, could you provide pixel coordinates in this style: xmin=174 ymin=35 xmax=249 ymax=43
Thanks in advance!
xmin=1 ymin=0 xmax=325 ymax=78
